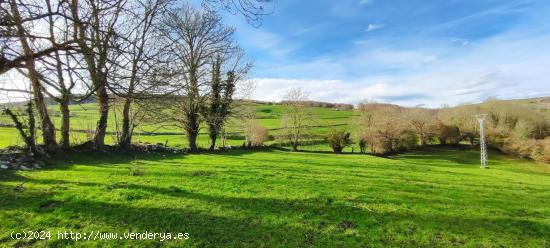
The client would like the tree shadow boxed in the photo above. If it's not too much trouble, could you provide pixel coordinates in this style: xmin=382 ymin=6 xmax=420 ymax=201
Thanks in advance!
xmin=394 ymin=147 xmax=550 ymax=177
xmin=2 ymin=148 xmax=549 ymax=246
xmin=3 ymin=177 xmax=549 ymax=247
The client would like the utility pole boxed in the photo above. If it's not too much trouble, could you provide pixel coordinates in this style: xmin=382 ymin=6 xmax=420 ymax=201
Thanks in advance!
xmin=473 ymin=114 xmax=488 ymax=168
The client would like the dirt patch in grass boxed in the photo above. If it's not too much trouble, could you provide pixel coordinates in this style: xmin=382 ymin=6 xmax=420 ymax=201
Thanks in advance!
xmin=337 ymin=220 xmax=357 ymax=230
xmin=39 ymin=200 xmax=63 ymax=210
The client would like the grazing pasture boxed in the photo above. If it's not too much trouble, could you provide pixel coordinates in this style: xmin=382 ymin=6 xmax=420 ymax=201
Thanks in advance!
xmin=1 ymin=148 xmax=548 ymax=247
xmin=0 ymin=102 xmax=358 ymax=150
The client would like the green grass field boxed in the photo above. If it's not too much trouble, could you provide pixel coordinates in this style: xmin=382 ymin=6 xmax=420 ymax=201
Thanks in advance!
xmin=1 ymin=148 xmax=549 ymax=247
xmin=1 ymin=102 xmax=549 ymax=247
xmin=0 ymin=102 xmax=357 ymax=150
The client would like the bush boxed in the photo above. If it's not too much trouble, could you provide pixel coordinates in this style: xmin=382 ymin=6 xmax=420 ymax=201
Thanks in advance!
xmin=502 ymin=136 xmax=550 ymax=164
xmin=396 ymin=129 xmax=418 ymax=150
xmin=531 ymin=138 xmax=550 ymax=163
xmin=358 ymin=138 xmax=367 ymax=153
xmin=434 ymin=120 xmax=461 ymax=145
xmin=247 ymin=124 xmax=269 ymax=147
xmin=327 ymin=129 xmax=351 ymax=153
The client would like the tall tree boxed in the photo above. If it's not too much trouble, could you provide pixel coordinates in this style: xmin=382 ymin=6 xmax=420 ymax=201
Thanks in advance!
xmin=406 ymin=108 xmax=435 ymax=145
xmin=204 ymin=56 xmax=225 ymax=150
xmin=161 ymin=4 xmax=236 ymax=151
xmin=34 ymin=0 xmax=88 ymax=149
xmin=69 ymin=0 xmax=125 ymax=149
xmin=109 ymin=0 xmax=171 ymax=148
xmin=203 ymin=50 xmax=250 ymax=150
xmin=7 ymin=0 xmax=60 ymax=152
xmin=281 ymin=88 xmax=313 ymax=152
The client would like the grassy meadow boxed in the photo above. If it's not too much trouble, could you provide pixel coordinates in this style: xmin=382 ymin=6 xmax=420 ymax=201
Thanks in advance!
xmin=1 ymin=102 xmax=549 ymax=247
xmin=3 ymin=0 xmax=550 ymax=246
xmin=1 ymin=148 xmax=549 ymax=247
xmin=0 ymin=102 xmax=358 ymax=150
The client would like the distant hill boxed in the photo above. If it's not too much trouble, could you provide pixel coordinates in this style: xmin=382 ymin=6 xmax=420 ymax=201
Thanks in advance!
xmin=3 ymin=94 xmax=549 ymax=114
xmin=1 ymin=95 xmax=97 ymax=108
xmin=460 ymin=97 xmax=550 ymax=115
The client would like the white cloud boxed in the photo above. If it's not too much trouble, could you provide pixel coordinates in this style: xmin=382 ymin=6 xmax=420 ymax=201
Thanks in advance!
xmin=450 ymin=38 xmax=470 ymax=46
xmin=365 ymin=23 xmax=385 ymax=32
xmin=249 ymin=77 xmax=430 ymax=106
xmin=247 ymin=29 xmax=550 ymax=107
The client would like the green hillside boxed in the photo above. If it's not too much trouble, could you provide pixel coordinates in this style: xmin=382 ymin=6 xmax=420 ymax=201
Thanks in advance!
xmin=0 ymin=102 xmax=358 ymax=150
xmin=2 ymin=98 xmax=549 ymax=150
xmin=1 ymin=100 xmax=549 ymax=247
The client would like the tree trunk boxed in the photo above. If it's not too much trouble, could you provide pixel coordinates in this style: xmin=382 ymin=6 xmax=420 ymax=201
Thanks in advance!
xmin=291 ymin=142 xmax=298 ymax=152
xmin=28 ymin=69 xmax=57 ymax=153
xmin=221 ymin=126 xmax=226 ymax=148
xmin=33 ymin=84 xmax=58 ymax=153
xmin=94 ymin=85 xmax=109 ymax=149
xmin=208 ymin=123 xmax=217 ymax=151
xmin=118 ymin=98 xmax=132 ymax=148
xmin=9 ymin=0 xmax=57 ymax=153
xmin=59 ymin=98 xmax=70 ymax=149
xmin=185 ymin=110 xmax=200 ymax=152
xmin=187 ymin=129 xmax=198 ymax=152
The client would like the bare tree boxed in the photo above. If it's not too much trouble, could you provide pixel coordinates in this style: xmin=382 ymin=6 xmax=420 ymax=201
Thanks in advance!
xmin=356 ymin=102 xmax=412 ymax=154
xmin=6 ymin=0 xmax=63 ymax=152
xmin=247 ymin=123 xmax=268 ymax=146
xmin=0 ymin=1 xmax=76 ymax=75
xmin=160 ymin=4 xmax=236 ymax=151
xmin=281 ymin=88 xmax=313 ymax=151
xmin=202 ymin=0 xmax=273 ymax=26
xmin=69 ymin=0 xmax=126 ymax=149
xmin=406 ymin=108 xmax=435 ymax=145
xmin=32 ymin=0 xmax=90 ymax=149
xmin=107 ymin=0 xmax=172 ymax=148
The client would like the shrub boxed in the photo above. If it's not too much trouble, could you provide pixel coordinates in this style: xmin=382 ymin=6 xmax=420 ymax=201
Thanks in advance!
xmin=327 ymin=129 xmax=351 ymax=153
xmin=247 ymin=124 xmax=269 ymax=147
xmin=396 ymin=129 xmax=419 ymax=150
xmin=502 ymin=136 xmax=550 ymax=164
xmin=531 ymin=138 xmax=550 ymax=163
xmin=358 ymin=138 xmax=367 ymax=153
xmin=461 ymin=131 xmax=476 ymax=145
xmin=434 ymin=120 xmax=461 ymax=145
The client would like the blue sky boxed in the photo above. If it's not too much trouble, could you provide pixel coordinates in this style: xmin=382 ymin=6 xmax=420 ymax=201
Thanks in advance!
xmin=224 ymin=0 xmax=550 ymax=107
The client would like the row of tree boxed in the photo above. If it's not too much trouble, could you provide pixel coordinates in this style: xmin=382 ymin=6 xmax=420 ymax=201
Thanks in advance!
xmin=276 ymin=90 xmax=549 ymax=163
xmin=1 ymin=0 xmax=269 ymax=153
xmin=351 ymin=101 xmax=548 ymax=162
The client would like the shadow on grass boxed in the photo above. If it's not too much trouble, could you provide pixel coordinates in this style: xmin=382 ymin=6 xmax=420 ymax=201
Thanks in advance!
xmin=270 ymin=146 xmax=369 ymax=156
xmin=394 ymin=147 xmax=550 ymax=176
xmin=394 ymin=146 xmax=502 ymax=165
xmin=2 ymin=177 xmax=549 ymax=247
xmin=2 ymin=147 xmax=549 ymax=246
